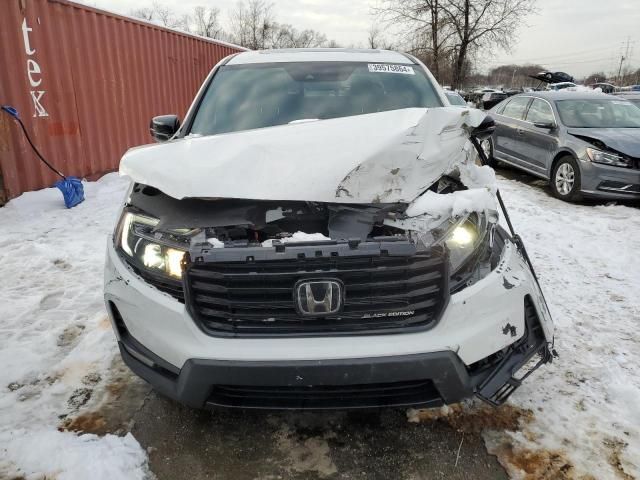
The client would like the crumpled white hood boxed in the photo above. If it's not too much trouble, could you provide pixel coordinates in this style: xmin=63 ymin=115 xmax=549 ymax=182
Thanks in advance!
xmin=120 ymin=107 xmax=486 ymax=204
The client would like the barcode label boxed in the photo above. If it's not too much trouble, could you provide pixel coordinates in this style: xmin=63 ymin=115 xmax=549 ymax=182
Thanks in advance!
xmin=367 ymin=64 xmax=415 ymax=75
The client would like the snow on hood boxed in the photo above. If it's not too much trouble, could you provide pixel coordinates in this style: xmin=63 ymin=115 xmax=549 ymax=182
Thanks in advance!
xmin=384 ymin=157 xmax=497 ymax=233
xmin=119 ymin=107 xmax=487 ymax=204
xmin=563 ymin=85 xmax=600 ymax=93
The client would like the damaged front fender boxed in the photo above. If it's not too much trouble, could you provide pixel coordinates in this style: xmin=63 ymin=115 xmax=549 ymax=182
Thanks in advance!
xmin=335 ymin=107 xmax=488 ymax=203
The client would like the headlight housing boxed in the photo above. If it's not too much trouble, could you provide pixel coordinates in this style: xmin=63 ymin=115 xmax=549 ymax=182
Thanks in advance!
xmin=414 ymin=213 xmax=491 ymax=275
xmin=115 ymin=209 xmax=195 ymax=279
xmin=585 ymin=147 xmax=629 ymax=168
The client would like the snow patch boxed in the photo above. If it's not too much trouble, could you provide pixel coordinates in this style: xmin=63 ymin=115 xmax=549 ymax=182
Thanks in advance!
xmin=564 ymin=85 xmax=602 ymax=93
xmin=0 ymin=430 xmax=149 ymax=480
xmin=262 ymin=231 xmax=331 ymax=247
xmin=398 ymin=133 xmax=497 ymax=223
xmin=404 ymin=188 xmax=496 ymax=219
xmin=206 ymin=237 xmax=225 ymax=248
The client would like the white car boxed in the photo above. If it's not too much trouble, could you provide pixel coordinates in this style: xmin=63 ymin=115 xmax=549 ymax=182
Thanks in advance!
xmin=105 ymin=48 xmax=554 ymax=409
xmin=547 ymin=82 xmax=577 ymax=91
xmin=444 ymin=90 xmax=468 ymax=107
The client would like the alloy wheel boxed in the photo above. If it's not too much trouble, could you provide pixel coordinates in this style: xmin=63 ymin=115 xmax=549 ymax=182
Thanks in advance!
xmin=555 ymin=162 xmax=575 ymax=196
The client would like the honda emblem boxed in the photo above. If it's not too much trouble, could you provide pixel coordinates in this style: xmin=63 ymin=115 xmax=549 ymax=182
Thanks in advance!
xmin=294 ymin=279 xmax=343 ymax=316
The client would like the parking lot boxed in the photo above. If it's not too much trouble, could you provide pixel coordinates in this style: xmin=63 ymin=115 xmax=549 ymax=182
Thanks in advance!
xmin=2 ymin=166 xmax=637 ymax=479
xmin=3 ymin=0 xmax=640 ymax=477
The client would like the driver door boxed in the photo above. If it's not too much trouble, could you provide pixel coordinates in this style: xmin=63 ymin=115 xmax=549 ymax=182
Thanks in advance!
xmin=518 ymin=99 xmax=559 ymax=176
xmin=492 ymin=96 xmax=533 ymax=166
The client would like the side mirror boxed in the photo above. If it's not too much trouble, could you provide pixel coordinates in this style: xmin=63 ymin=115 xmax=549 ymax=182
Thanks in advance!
xmin=150 ymin=115 xmax=180 ymax=142
xmin=533 ymin=121 xmax=556 ymax=130
xmin=470 ymin=115 xmax=496 ymax=141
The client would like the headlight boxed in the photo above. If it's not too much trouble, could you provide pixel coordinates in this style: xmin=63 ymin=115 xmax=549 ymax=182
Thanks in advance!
xmin=585 ymin=147 xmax=629 ymax=167
xmin=115 ymin=209 xmax=193 ymax=279
xmin=414 ymin=213 xmax=490 ymax=274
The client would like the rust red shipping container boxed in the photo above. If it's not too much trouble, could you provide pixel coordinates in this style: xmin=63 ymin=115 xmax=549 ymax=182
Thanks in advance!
xmin=0 ymin=0 xmax=245 ymax=202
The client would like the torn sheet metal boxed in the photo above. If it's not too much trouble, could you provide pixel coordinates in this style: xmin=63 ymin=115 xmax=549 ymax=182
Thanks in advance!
xmin=335 ymin=107 xmax=487 ymax=202
xmin=119 ymin=107 xmax=487 ymax=204
xmin=382 ymin=127 xmax=498 ymax=234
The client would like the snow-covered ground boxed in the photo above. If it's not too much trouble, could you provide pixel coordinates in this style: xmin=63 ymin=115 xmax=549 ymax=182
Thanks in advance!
xmin=484 ymin=176 xmax=640 ymax=479
xmin=0 ymin=171 xmax=638 ymax=479
xmin=0 ymin=174 xmax=150 ymax=479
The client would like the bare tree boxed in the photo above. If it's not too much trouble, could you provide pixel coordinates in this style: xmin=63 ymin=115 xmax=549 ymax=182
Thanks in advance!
xmin=228 ymin=1 xmax=333 ymax=49
xmin=367 ymin=25 xmax=381 ymax=49
xmin=375 ymin=0 xmax=535 ymax=87
xmin=293 ymin=28 xmax=328 ymax=48
xmin=271 ymin=24 xmax=327 ymax=48
xmin=129 ymin=6 xmax=154 ymax=21
xmin=442 ymin=0 xmax=536 ymax=88
xmin=152 ymin=0 xmax=180 ymax=27
xmin=176 ymin=13 xmax=194 ymax=33
xmin=583 ymin=71 xmax=607 ymax=85
xmin=194 ymin=6 xmax=222 ymax=38
xmin=374 ymin=0 xmax=452 ymax=80
xmin=367 ymin=25 xmax=395 ymax=50
xmin=130 ymin=0 xmax=334 ymax=49
xmin=130 ymin=1 xmax=187 ymax=30
xmin=483 ymin=63 xmax=545 ymax=88
xmin=229 ymin=0 xmax=276 ymax=50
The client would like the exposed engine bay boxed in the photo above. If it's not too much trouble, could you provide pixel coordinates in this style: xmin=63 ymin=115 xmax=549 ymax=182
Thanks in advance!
xmin=124 ymin=174 xmax=500 ymax=294
xmin=128 ymin=175 xmax=475 ymax=247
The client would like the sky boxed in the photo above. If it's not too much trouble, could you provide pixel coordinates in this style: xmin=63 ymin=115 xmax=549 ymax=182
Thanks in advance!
xmin=79 ymin=0 xmax=639 ymax=78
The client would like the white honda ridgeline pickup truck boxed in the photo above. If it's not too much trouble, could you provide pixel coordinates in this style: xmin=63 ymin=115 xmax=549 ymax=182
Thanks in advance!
xmin=104 ymin=49 xmax=554 ymax=409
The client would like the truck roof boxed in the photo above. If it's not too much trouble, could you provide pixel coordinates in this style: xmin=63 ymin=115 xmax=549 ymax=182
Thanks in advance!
xmin=227 ymin=48 xmax=414 ymax=65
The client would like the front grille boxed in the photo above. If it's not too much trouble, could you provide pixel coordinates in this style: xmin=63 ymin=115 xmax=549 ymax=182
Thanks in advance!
xmin=207 ymin=380 xmax=442 ymax=409
xmin=185 ymin=249 xmax=448 ymax=336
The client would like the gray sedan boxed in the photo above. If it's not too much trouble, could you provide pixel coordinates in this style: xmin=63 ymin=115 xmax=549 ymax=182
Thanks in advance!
xmin=484 ymin=91 xmax=640 ymax=201
xmin=613 ymin=91 xmax=640 ymax=108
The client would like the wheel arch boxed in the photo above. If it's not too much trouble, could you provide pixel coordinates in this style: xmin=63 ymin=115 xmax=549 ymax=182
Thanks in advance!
xmin=549 ymin=149 xmax=579 ymax=177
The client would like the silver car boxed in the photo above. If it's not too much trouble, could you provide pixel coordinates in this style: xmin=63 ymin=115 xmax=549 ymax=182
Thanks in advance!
xmin=484 ymin=91 xmax=640 ymax=201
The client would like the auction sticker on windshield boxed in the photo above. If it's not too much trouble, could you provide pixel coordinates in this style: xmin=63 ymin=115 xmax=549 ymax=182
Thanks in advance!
xmin=368 ymin=64 xmax=415 ymax=75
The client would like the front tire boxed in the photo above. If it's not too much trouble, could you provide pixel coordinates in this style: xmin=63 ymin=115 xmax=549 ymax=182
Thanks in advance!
xmin=550 ymin=156 xmax=582 ymax=201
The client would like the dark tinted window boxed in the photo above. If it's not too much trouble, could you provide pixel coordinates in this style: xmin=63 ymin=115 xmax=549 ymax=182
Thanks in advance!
xmin=500 ymin=96 xmax=530 ymax=120
xmin=526 ymin=99 xmax=555 ymax=124
xmin=190 ymin=62 xmax=442 ymax=136
xmin=556 ymin=99 xmax=640 ymax=128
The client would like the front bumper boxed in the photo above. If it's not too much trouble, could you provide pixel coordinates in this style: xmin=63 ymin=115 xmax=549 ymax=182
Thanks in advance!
xmin=579 ymin=159 xmax=640 ymax=199
xmin=105 ymin=236 xmax=554 ymax=409
xmin=114 ymin=301 xmax=550 ymax=409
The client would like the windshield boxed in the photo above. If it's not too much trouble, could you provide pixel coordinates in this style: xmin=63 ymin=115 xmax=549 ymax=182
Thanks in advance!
xmin=190 ymin=62 xmax=442 ymax=136
xmin=556 ymin=99 xmax=640 ymax=128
